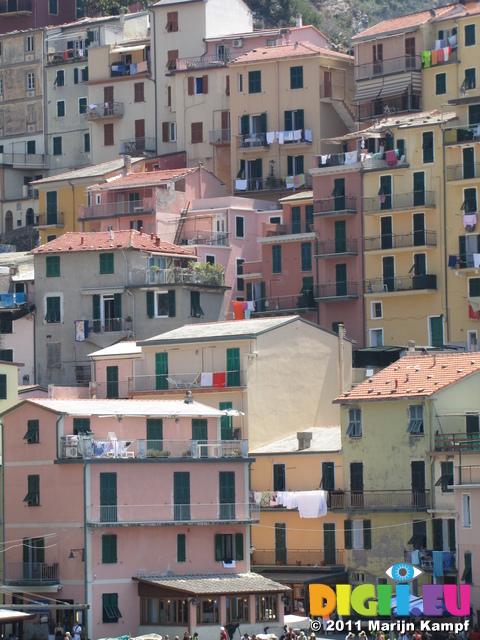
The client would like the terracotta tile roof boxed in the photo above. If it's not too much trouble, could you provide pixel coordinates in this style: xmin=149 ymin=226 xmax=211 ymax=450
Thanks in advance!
xmin=135 ymin=572 xmax=287 ymax=594
xmin=31 ymin=230 xmax=195 ymax=257
xmin=31 ymin=158 xmax=144 ymax=186
xmin=434 ymin=2 xmax=480 ymax=21
xmin=90 ymin=167 xmax=201 ymax=191
xmin=230 ymin=42 xmax=352 ymax=64
xmin=336 ymin=353 xmax=480 ymax=403
xmin=279 ymin=190 xmax=313 ymax=203
xmin=352 ymin=4 xmax=456 ymax=40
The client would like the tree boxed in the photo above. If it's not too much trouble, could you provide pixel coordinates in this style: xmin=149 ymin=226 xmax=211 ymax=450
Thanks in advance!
xmin=82 ymin=0 xmax=148 ymax=17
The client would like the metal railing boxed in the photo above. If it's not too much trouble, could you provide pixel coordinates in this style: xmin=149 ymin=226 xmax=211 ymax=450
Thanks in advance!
xmin=365 ymin=274 xmax=437 ymax=293
xmin=4 ymin=562 xmax=59 ymax=583
xmin=176 ymin=53 xmax=241 ymax=71
xmin=249 ymin=293 xmax=316 ymax=315
xmin=0 ymin=0 xmax=32 ymax=13
xmin=181 ymin=232 xmax=229 ymax=246
xmin=356 ymin=96 xmax=421 ymax=122
xmin=444 ymin=124 xmax=480 ymax=144
xmin=87 ymin=501 xmax=259 ymax=525
xmin=148 ymin=267 xmax=225 ymax=286
xmin=446 ymin=163 xmax=480 ymax=181
xmin=252 ymin=549 xmax=344 ymax=566
xmin=236 ymin=133 xmax=268 ymax=149
xmin=36 ymin=212 xmax=64 ymax=227
xmin=457 ymin=253 xmax=480 ymax=269
xmin=209 ymin=129 xmax=231 ymax=144
xmin=362 ymin=191 xmax=436 ymax=213
xmin=86 ymin=317 xmax=129 ymax=334
xmin=314 ymin=196 xmax=357 ymax=216
xmin=329 ymin=489 xmax=430 ymax=510
xmin=79 ymin=199 xmax=155 ymax=219
xmin=364 ymin=231 xmax=437 ymax=251
xmin=320 ymin=82 xmax=355 ymax=105
xmin=47 ymin=51 xmax=88 ymax=65
xmin=234 ymin=177 xmax=283 ymax=192
xmin=120 ymin=137 xmax=155 ymax=154
xmin=60 ymin=437 xmax=248 ymax=460
xmin=315 ymin=282 xmax=359 ymax=300
xmin=456 ymin=465 xmax=480 ymax=485
xmin=111 ymin=62 xmax=150 ymax=77
xmin=85 ymin=102 xmax=124 ymax=120
xmin=0 ymin=152 xmax=44 ymax=167
xmin=434 ymin=434 xmax=480 ymax=452
xmin=355 ymin=55 xmax=422 ymax=80
xmin=262 ymin=221 xmax=314 ymax=237
xmin=316 ymin=239 xmax=358 ymax=256
xmin=313 ymin=148 xmax=407 ymax=171
xmin=129 ymin=369 xmax=246 ymax=392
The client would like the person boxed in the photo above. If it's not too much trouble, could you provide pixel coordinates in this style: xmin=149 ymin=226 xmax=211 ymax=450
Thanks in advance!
xmin=72 ymin=622 xmax=82 ymax=640
xmin=55 ymin=625 xmax=64 ymax=640
xmin=64 ymin=632 xmax=71 ymax=640
xmin=192 ymin=634 xmax=198 ymax=640
xmin=359 ymin=632 xmax=366 ymax=640
xmin=286 ymin=628 xmax=296 ymax=640
xmin=346 ymin=633 xmax=355 ymax=640
xmin=243 ymin=633 xmax=250 ymax=640
xmin=310 ymin=634 xmax=316 ymax=640
xmin=183 ymin=632 xmax=190 ymax=640
xmin=378 ymin=140 xmax=386 ymax=157
xmin=220 ymin=627 xmax=228 ymax=640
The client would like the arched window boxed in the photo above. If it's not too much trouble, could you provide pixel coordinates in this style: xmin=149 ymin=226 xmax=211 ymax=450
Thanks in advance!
xmin=5 ymin=210 xmax=13 ymax=233
xmin=26 ymin=208 xmax=34 ymax=226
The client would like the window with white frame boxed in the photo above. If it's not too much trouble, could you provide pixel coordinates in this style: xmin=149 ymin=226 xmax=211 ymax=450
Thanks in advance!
xmin=26 ymin=36 xmax=34 ymax=53
xmin=352 ymin=520 xmax=363 ymax=549
xmin=155 ymin=292 xmax=170 ymax=317
xmin=369 ymin=328 xmax=383 ymax=347
xmin=407 ymin=405 xmax=424 ymax=434
xmin=26 ymin=72 xmax=35 ymax=91
xmin=169 ymin=122 xmax=177 ymax=142
xmin=56 ymin=100 xmax=65 ymax=118
xmin=371 ymin=301 xmax=382 ymax=319
xmin=346 ymin=408 xmax=362 ymax=437
xmin=468 ymin=330 xmax=478 ymax=351
xmin=462 ymin=494 xmax=471 ymax=527
xmin=44 ymin=294 xmax=62 ymax=324
xmin=235 ymin=216 xmax=245 ymax=238
xmin=95 ymin=194 xmax=101 ymax=205
xmin=205 ymin=255 xmax=215 ymax=265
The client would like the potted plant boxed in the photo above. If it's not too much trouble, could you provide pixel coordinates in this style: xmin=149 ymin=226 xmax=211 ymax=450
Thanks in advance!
xmin=181 ymin=449 xmax=191 ymax=458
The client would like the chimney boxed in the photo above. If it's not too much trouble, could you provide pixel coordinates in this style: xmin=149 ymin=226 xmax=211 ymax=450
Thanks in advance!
xmin=294 ymin=41 xmax=299 ymax=50
xmin=139 ymin=226 xmax=143 ymax=235
xmin=155 ymin=237 xmax=160 ymax=246
xmin=80 ymin=236 xmax=84 ymax=245
xmin=124 ymin=155 xmax=132 ymax=175
xmin=109 ymin=229 xmax=114 ymax=241
xmin=150 ymin=233 xmax=154 ymax=240
xmin=297 ymin=431 xmax=312 ymax=450
xmin=408 ymin=340 xmax=416 ymax=352
xmin=295 ymin=13 xmax=303 ymax=27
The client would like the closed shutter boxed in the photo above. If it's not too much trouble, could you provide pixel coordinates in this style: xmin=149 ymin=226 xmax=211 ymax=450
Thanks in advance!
xmin=113 ymin=293 xmax=122 ymax=330
xmin=297 ymin=109 xmax=305 ymax=130
xmin=174 ymin=472 xmax=190 ymax=520
xmin=100 ymin=472 xmax=117 ymax=523
xmin=74 ymin=67 xmax=79 ymax=84
xmin=93 ymin=294 xmax=101 ymax=332
xmin=106 ymin=366 xmax=118 ymax=399
xmin=226 ymin=75 xmax=230 ymax=96
xmin=104 ymin=123 xmax=114 ymax=146
xmin=162 ymin=120 xmax=169 ymax=142
xmin=134 ymin=82 xmax=144 ymax=102
xmin=448 ymin=519 xmax=456 ymax=552
xmin=344 ymin=519 xmax=352 ymax=549
xmin=219 ymin=471 xmax=235 ymax=519
xmin=235 ymin=533 xmax=244 ymax=561
xmin=146 ymin=418 xmax=163 ymax=452
xmin=215 ymin=534 xmax=223 ymax=561
xmin=202 ymin=75 xmax=208 ymax=94
xmin=260 ymin=112 xmax=267 ymax=133
xmin=284 ymin=110 xmax=293 ymax=131
xmin=432 ymin=518 xmax=443 ymax=551
xmin=155 ymin=352 xmax=168 ymax=390
xmin=287 ymin=156 xmax=293 ymax=176
xmin=240 ymin=115 xmax=249 ymax=135
xmin=188 ymin=77 xmax=194 ymax=95
xmin=363 ymin=519 xmax=372 ymax=549
xmin=102 ymin=534 xmax=117 ymax=563
xmin=219 ymin=401 xmax=233 ymax=440
xmin=177 ymin=534 xmax=186 ymax=562
xmin=146 ymin=291 xmax=154 ymax=318
xmin=226 ymin=347 xmax=240 ymax=387
xmin=321 ymin=462 xmax=335 ymax=490
xmin=168 ymin=290 xmax=176 ymax=317
xmin=246 ymin=282 xmax=252 ymax=301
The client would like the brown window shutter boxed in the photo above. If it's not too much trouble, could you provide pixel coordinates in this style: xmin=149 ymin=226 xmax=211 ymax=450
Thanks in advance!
xmin=104 ymin=123 xmax=114 ymax=146
xmin=202 ymin=75 xmax=208 ymax=94
xmin=134 ymin=82 xmax=144 ymax=102
xmin=167 ymin=50 xmax=178 ymax=70
xmin=188 ymin=77 xmax=194 ymax=95
xmin=191 ymin=122 xmax=203 ymax=144
xmin=226 ymin=75 xmax=230 ymax=96
xmin=162 ymin=122 xmax=169 ymax=142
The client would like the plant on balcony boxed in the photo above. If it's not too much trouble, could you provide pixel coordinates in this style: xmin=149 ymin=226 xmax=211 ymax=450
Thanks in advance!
xmin=146 ymin=448 xmax=170 ymax=458
xmin=187 ymin=260 xmax=225 ymax=285
xmin=181 ymin=449 xmax=191 ymax=457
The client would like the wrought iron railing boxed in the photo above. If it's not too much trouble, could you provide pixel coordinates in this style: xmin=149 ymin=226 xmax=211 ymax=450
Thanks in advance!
xmin=252 ymin=549 xmax=344 ymax=566
xmin=314 ymin=196 xmax=357 ymax=215
xmin=329 ymin=489 xmax=430 ymax=510
xmin=362 ymin=191 xmax=435 ymax=213
xmin=364 ymin=275 xmax=437 ymax=294
xmin=315 ymin=282 xmax=359 ymax=299
xmin=4 ymin=562 xmax=58 ymax=583
xmin=120 ymin=137 xmax=155 ymax=154
xmin=355 ymin=55 xmax=422 ymax=80
xmin=364 ymin=231 xmax=436 ymax=251
xmin=316 ymin=239 xmax=358 ymax=256
xmin=129 ymin=370 xmax=246 ymax=392
xmin=262 ymin=222 xmax=314 ymax=237
xmin=85 ymin=102 xmax=124 ymax=120
xmin=79 ymin=199 xmax=155 ymax=218
xmin=36 ymin=212 xmax=64 ymax=227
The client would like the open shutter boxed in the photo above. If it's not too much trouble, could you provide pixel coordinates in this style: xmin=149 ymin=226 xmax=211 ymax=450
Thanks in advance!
xmin=202 ymin=75 xmax=208 ymax=94
xmin=297 ymin=109 xmax=305 ymax=130
xmin=215 ymin=534 xmax=223 ymax=561
xmin=226 ymin=75 xmax=230 ymax=96
xmin=448 ymin=519 xmax=456 ymax=552
xmin=246 ymin=282 xmax=252 ymax=301
xmin=344 ymin=519 xmax=352 ymax=549
xmin=84 ymin=66 xmax=89 ymax=81
xmin=459 ymin=236 xmax=466 ymax=266
xmin=240 ymin=115 xmax=249 ymax=135
xmin=432 ymin=518 xmax=443 ymax=551
xmin=162 ymin=122 xmax=169 ymax=142
xmin=146 ymin=291 xmax=154 ymax=318
xmin=260 ymin=112 xmax=267 ymax=133
xmin=93 ymin=294 xmax=101 ymax=332
xmin=114 ymin=293 xmax=122 ymax=331
xmin=284 ymin=110 xmax=293 ymax=131
xmin=235 ymin=533 xmax=244 ymax=561
xmin=168 ymin=290 xmax=176 ymax=317
xmin=363 ymin=520 xmax=371 ymax=549
xmin=74 ymin=67 xmax=79 ymax=84
xmin=287 ymin=156 xmax=293 ymax=176
xmin=188 ymin=77 xmax=194 ymax=95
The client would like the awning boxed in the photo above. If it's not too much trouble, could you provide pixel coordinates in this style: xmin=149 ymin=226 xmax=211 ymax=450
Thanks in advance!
xmin=353 ymin=72 xmax=421 ymax=102
xmin=111 ymin=45 xmax=146 ymax=54
xmin=81 ymin=287 xmax=125 ymax=296
xmin=256 ymin=570 xmax=348 ymax=585
xmin=135 ymin=573 xmax=288 ymax=596
xmin=0 ymin=585 xmax=62 ymax=594
xmin=353 ymin=78 xmax=385 ymax=102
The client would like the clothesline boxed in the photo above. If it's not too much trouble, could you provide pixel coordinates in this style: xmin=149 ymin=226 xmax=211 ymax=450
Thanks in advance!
xmin=421 ymin=35 xmax=456 ymax=68
xmin=250 ymin=490 xmax=327 ymax=518
xmin=264 ymin=129 xmax=312 ymax=145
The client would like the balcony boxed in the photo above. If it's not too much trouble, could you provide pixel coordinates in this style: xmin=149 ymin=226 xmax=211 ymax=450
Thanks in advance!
xmin=176 ymin=54 xmax=240 ymax=71
xmin=355 ymin=55 xmax=422 ymax=80
xmin=129 ymin=369 xmax=246 ymax=393
xmin=252 ymin=549 xmax=344 ymax=567
xmin=234 ymin=176 xmax=307 ymax=194
xmin=60 ymin=436 xmax=248 ymax=460
xmin=261 ymin=221 xmax=315 ymax=238
xmin=364 ymin=231 xmax=437 ymax=252
xmin=456 ymin=252 xmax=480 ymax=269
xmin=35 ymin=212 xmax=64 ymax=228
xmin=356 ymin=95 xmax=421 ymax=122
xmin=0 ymin=0 xmax=32 ymax=16
xmin=47 ymin=50 xmax=88 ymax=65
xmin=85 ymin=102 xmax=124 ymax=120
xmin=362 ymin=191 xmax=436 ymax=214
xmin=329 ymin=489 xmax=430 ymax=510
xmin=79 ymin=199 xmax=155 ymax=220
xmin=313 ymin=196 xmax=357 ymax=217
xmin=0 ymin=152 xmax=45 ymax=167
xmin=209 ymin=129 xmax=231 ymax=145
xmin=313 ymin=148 xmax=408 ymax=172
xmin=456 ymin=465 xmax=480 ymax=485
xmin=365 ymin=274 xmax=437 ymax=294
xmin=86 ymin=317 xmax=131 ymax=334
xmin=434 ymin=433 xmax=480 ymax=452
xmin=236 ymin=133 xmax=269 ymax=150
xmin=315 ymin=282 xmax=359 ymax=301
xmin=248 ymin=293 xmax=316 ymax=316
xmin=87 ymin=501 xmax=260 ymax=526
xmin=444 ymin=124 xmax=480 ymax=145
xmin=446 ymin=163 xmax=480 ymax=181
xmin=120 ymin=137 xmax=155 ymax=155
xmin=316 ymin=239 xmax=358 ymax=258
xmin=4 ymin=562 xmax=59 ymax=584
xmin=181 ymin=231 xmax=229 ymax=247
xmin=404 ymin=549 xmax=456 ymax=573
xmin=111 ymin=61 xmax=150 ymax=78
xmin=147 ymin=266 xmax=225 ymax=286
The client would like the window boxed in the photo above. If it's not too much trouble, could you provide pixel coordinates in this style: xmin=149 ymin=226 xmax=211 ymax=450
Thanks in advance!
xmin=462 ymin=552 xmax=472 ymax=584
xmin=273 ymin=463 xmax=286 ymax=491
xmin=23 ymin=420 xmax=39 ymax=444
xmin=162 ymin=121 xmax=177 ymax=142
xmin=227 ymin=597 xmax=249 ymax=623
xmin=215 ymin=533 xmax=244 ymax=562
xmin=344 ymin=520 xmax=371 ymax=550
xmin=422 ymin=131 xmax=434 ymax=164
xmin=371 ymin=301 xmax=382 ymax=319
xmin=146 ymin=290 xmax=175 ymax=319
xmin=235 ymin=216 xmax=244 ymax=238
xmin=99 ymin=253 xmax=114 ymax=274
xmin=177 ymin=534 xmax=186 ymax=562
xmin=205 ymin=255 xmax=215 ymax=266
xmin=84 ymin=133 xmax=90 ymax=153
xmin=301 ymin=242 xmax=312 ymax=271
xmin=45 ymin=296 xmax=61 ymax=323
xmin=132 ymin=82 xmax=145 ymax=105
xmin=462 ymin=494 xmax=471 ymax=527
xmin=104 ymin=123 xmax=114 ymax=146
xmin=469 ymin=104 xmax=480 ymax=126
xmin=167 ymin=50 xmax=178 ymax=71
xmin=346 ymin=408 xmax=362 ymax=437
xmin=73 ymin=418 xmax=91 ymax=436
xmin=0 ymin=349 xmax=13 ymax=362
xmin=24 ymin=475 xmax=39 ymax=506
xmin=166 ymin=11 xmax=178 ymax=32
xmin=49 ymin=0 xmax=58 ymax=14
xmin=464 ymin=187 xmax=478 ymax=214
xmin=248 ymin=70 xmax=261 ymax=94
xmin=56 ymin=101 xmax=65 ymax=118
xmin=26 ymin=72 xmax=35 ymax=91
xmin=102 ymin=594 xmax=122 ymax=623
xmin=190 ymin=291 xmax=203 ymax=317
xmin=256 ymin=595 xmax=278 ymax=621
xmin=55 ymin=69 xmax=64 ymax=87
xmin=236 ymin=258 xmax=244 ymax=291
xmin=369 ymin=328 xmax=383 ymax=347
xmin=79 ymin=98 xmax=87 ymax=115
xmin=465 ymin=24 xmax=476 ymax=46
xmin=408 ymin=520 xmax=427 ymax=548
xmin=290 ymin=65 xmax=303 ymax=89
xmin=47 ymin=342 xmax=61 ymax=369
xmin=468 ymin=330 xmax=477 ymax=351
xmin=188 ymin=76 xmax=208 ymax=95
xmin=407 ymin=405 xmax=424 ymax=434
xmin=288 ymin=155 xmax=304 ymax=177
xmin=197 ymin=598 xmax=220 ymax=624
xmin=226 ymin=348 xmax=240 ymax=387
xmin=102 ymin=534 xmax=117 ymax=563
xmin=435 ymin=461 xmax=454 ymax=493
xmin=321 ymin=462 xmax=335 ymax=490
xmin=272 ymin=245 xmax=281 ymax=274
xmin=46 ymin=256 xmax=60 ymax=278
xmin=435 ymin=73 xmax=446 ymax=95
xmin=47 ymin=235 xmax=56 ymax=243
xmin=26 ymin=36 xmax=34 ymax=52
xmin=191 ymin=122 xmax=203 ymax=143
xmin=237 ymin=73 xmax=243 ymax=92
xmin=74 ymin=67 xmax=88 ymax=84
xmin=285 ymin=108 xmax=305 ymax=132
xmin=226 ymin=75 xmax=230 ymax=96
xmin=76 ymin=0 xmax=84 ymax=18
xmin=465 ymin=68 xmax=476 ymax=90
xmin=167 ymin=85 xmax=172 ymax=107
xmin=53 ymin=136 xmax=62 ymax=155
xmin=141 ymin=597 xmax=188 ymax=624
xmin=106 ymin=366 xmax=118 ymax=399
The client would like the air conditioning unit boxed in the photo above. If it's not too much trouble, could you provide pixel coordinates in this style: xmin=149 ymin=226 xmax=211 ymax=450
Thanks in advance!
xmin=232 ymin=39 xmax=243 ymax=48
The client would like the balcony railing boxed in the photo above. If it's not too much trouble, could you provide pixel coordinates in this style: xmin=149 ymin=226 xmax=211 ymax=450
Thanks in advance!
xmin=404 ymin=549 xmax=456 ymax=572
xmin=316 ymin=239 xmax=358 ymax=257
xmin=148 ymin=266 xmax=225 ymax=286
xmin=362 ymin=191 xmax=436 ymax=213
xmin=355 ymin=55 xmax=422 ymax=80
xmin=85 ymin=102 xmax=124 ymax=120
xmin=130 ymin=369 xmax=246 ymax=392
xmin=47 ymin=50 xmax=88 ymax=65
xmin=87 ymin=501 xmax=259 ymax=525
xmin=111 ymin=61 xmax=150 ymax=77
xmin=320 ymin=82 xmax=355 ymax=105
xmin=120 ymin=137 xmax=155 ymax=154
xmin=60 ymin=437 xmax=248 ymax=460
xmin=252 ymin=549 xmax=344 ymax=566
xmin=0 ymin=0 xmax=32 ymax=14
xmin=446 ymin=163 xmax=480 ymax=181
xmin=444 ymin=124 xmax=480 ymax=145
xmin=365 ymin=274 xmax=437 ymax=294
xmin=313 ymin=148 xmax=407 ymax=172
xmin=0 ymin=152 xmax=44 ymax=167
xmin=176 ymin=54 xmax=240 ymax=71
xmin=456 ymin=465 xmax=480 ymax=485
xmin=261 ymin=222 xmax=314 ymax=237
xmin=79 ymin=199 xmax=155 ymax=219
xmin=236 ymin=133 xmax=269 ymax=149
xmin=329 ymin=489 xmax=430 ymax=510
xmin=434 ymin=433 xmax=480 ymax=452
xmin=364 ymin=231 xmax=437 ymax=251
xmin=181 ymin=232 xmax=229 ymax=246
xmin=4 ymin=562 xmax=59 ymax=583
xmin=315 ymin=282 xmax=359 ymax=300
xmin=356 ymin=95 xmax=421 ymax=122
xmin=36 ymin=212 xmax=64 ymax=227
xmin=249 ymin=293 xmax=316 ymax=315
xmin=209 ymin=129 xmax=231 ymax=144
xmin=314 ymin=196 xmax=357 ymax=216
xmin=233 ymin=177 xmax=283 ymax=192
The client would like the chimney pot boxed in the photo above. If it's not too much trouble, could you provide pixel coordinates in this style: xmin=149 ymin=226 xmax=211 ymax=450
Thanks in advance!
xmin=156 ymin=237 xmax=160 ymax=246
xmin=408 ymin=340 xmax=415 ymax=352
xmin=297 ymin=431 xmax=312 ymax=450
xmin=295 ymin=12 xmax=303 ymax=27
xmin=124 ymin=155 xmax=132 ymax=175
xmin=139 ymin=226 xmax=143 ymax=234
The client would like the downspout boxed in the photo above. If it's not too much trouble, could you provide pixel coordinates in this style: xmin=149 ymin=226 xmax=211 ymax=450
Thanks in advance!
xmin=149 ymin=8 xmax=158 ymax=155
xmin=55 ymin=414 xmax=63 ymax=460
xmin=360 ymin=167 xmax=366 ymax=347
xmin=1 ymin=419 xmax=5 ymax=599
xmin=68 ymin=180 xmax=76 ymax=232
xmin=442 ymin=128 xmax=449 ymax=343
xmin=126 ymin=289 xmax=135 ymax=337
xmin=83 ymin=462 xmax=88 ymax=634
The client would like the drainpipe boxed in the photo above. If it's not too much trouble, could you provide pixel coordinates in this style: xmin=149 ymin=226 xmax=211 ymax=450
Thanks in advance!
xmin=338 ymin=323 xmax=345 ymax=394
xmin=441 ymin=128 xmax=450 ymax=343
xmin=148 ymin=8 xmax=158 ymax=155
xmin=1 ymin=419 xmax=5 ymax=597
xmin=55 ymin=414 xmax=64 ymax=460
xmin=83 ymin=462 xmax=89 ymax=635
xmin=68 ymin=181 xmax=76 ymax=232
xmin=126 ymin=289 xmax=135 ymax=338
xmin=360 ymin=167 xmax=366 ymax=346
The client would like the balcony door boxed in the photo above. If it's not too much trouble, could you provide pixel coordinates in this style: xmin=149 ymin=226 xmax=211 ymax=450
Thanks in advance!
xmin=429 ymin=316 xmax=444 ymax=347
xmin=335 ymin=220 xmax=347 ymax=253
xmin=411 ymin=460 xmax=426 ymax=508
xmin=463 ymin=147 xmax=475 ymax=179
xmin=335 ymin=263 xmax=347 ymax=297
xmin=350 ymin=462 xmax=364 ymax=508
xmin=100 ymin=472 xmax=117 ymax=523
xmin=466 ymin=414 xmax=480 ymax=449
xmin=135 ymin=120 xmax=146 ymax=150
xmin=23 ymin=537 xmax=44 ymax=580
xmin=46 ymin=191 xmax=57 ymax=225
xmin=323 ymin=523 xmax=336 ymax=565
xmin=413 ymin=172 xmax=425 ymax=206
xmin=219 ymin=471 xmax=235 ymax=520
xmin=380 ymin=216 xmax=393 ymax=249
xmin=155 ymin=352 xmax=168 ymax=390
xmin=413 ymin=213 xmax=425 ymax=246
xmin=323 ymin=71 xmax=332 ymax=98
xmin=405 ymin=37 xmax=416 ymax=69
xmin=382 ymin=256 xmax=395 ymax=292
xmin=373 ymin=43 xmax=383 ymax=75
xmin=104 ymin=86 xmax=114 ymax=116
xmin=174 ymin=472 xmax=190 ymax=521
xmin=275 ymin=523 xmax=287 ymax=564
xmin=413 ymin=253 xmax=427 ymax=289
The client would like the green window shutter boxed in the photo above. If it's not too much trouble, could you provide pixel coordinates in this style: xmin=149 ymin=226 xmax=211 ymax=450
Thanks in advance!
xmin=246 ymin=282 xmax=252 ymax=301
xmin=215 ymin=534 xmax=223 ymax=561
xmin=363 ymin=520 xmax=372 ymax=549
xmin=448 ymin=519 xmax=456 ymax=552
xmin=67 ymin=40 xmax=74 ymax=50
xmin=260 ymin=112 xmax=267 ymax=133
xmin=73 ymin=418 xmax=90 ymax=435
xmin=113 ymin=293 xmax=122 ymax=326
xmin=102 ymin=534 xmax=117 ymax=563
xmin=168 ymin=290 xmax=176 ymax=317
xmin=93 ymin=294 xmax=101 ymax=332
xmin=219 ymin=471 xmax=235 ymax=519
xmin=74 ymin=67 xmax=79 ymax=84
xmin=432 ymin=518 xmax=443 ymax=551
xmin=226 ymin=347 xmax=240 ymax=387
xmin=37 ymin=537 xmax=45 ymax=563
xmin=321 ymin=462 xmax=334 ymax=490
xmin=100 ymin=253 xmax=114 ymax=274
xmin=46 ymin=256 xmax=60 ymax=277
xmin=272 ymin=245 xmax=281 ymax=274
xmin=146 ymin=291 xmax=154 ymax=318
xmin=301 ymin=243 xmax=312 ymax=271
xmin=146 ymin=418 xmax=163 ymax=451
xmin=284 ymin=110 xmax=293 ymax=131
xmin=260 ymin=281 xmax=266 ymax=311
xmin=297 ymin=109 xmax=305 ymax=130
xmin=436 ymin=73 xmax=446 ymax=95
xmin=106 ymin=366 xmax=119 ymax=399
xmin=459 ymin=236 xmax=467 ymax=266
xmin=23 ymin=539 xmax=29 ymax=564
xmin=305 ymin=205 xmax=314 ymax=229
xmin=192 ymin=419 xmax=207 ymax=441
xmin=240 ymin=115 xmax=249 ymax=135
xmin=0 ymin=374 xmax=7 ymax=400
xmin=344 ymin=519 xmax=352 ymax=549
xmin=155 ymin=352 xmax=168 ymax=390
xmin=297 ymin=155 xmax=304 ymax=174
xmin=84 ymin=66 xmax=89 ymax=81
xmin=177 ymin=534 xmax=186 ymax=562
xmin=235 ymin=533 xmax=244 ymax=561
xmin=219 ymin=401 xmax=233 ymax=440
xmin=287 ymin=156 xmax=293 ymax=176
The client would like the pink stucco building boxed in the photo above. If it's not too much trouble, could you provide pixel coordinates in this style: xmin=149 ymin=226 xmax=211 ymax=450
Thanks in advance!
xmin=1 ymin=397 xmax=286 ymax=638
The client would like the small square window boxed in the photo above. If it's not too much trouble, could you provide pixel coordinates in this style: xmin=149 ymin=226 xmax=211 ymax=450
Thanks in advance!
xmin=371 ymin=301 xmax=382 ymax=319
xmin=26 ymin=72 xmax=35 ymax=91
xmin=346 ymin=408 xmax=362 ymax=437
xmin=290 ymin=66 xmax=303 ymax=89
xmin=407 ymin=405 xmax=424 ymax=434
xmin=23 ymin=420 xmax=39 ymax=444
xmin=435 ymin=73 xmax=446 ymax=95
xmin=248 ymin=70 xmax=261 ymax=94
